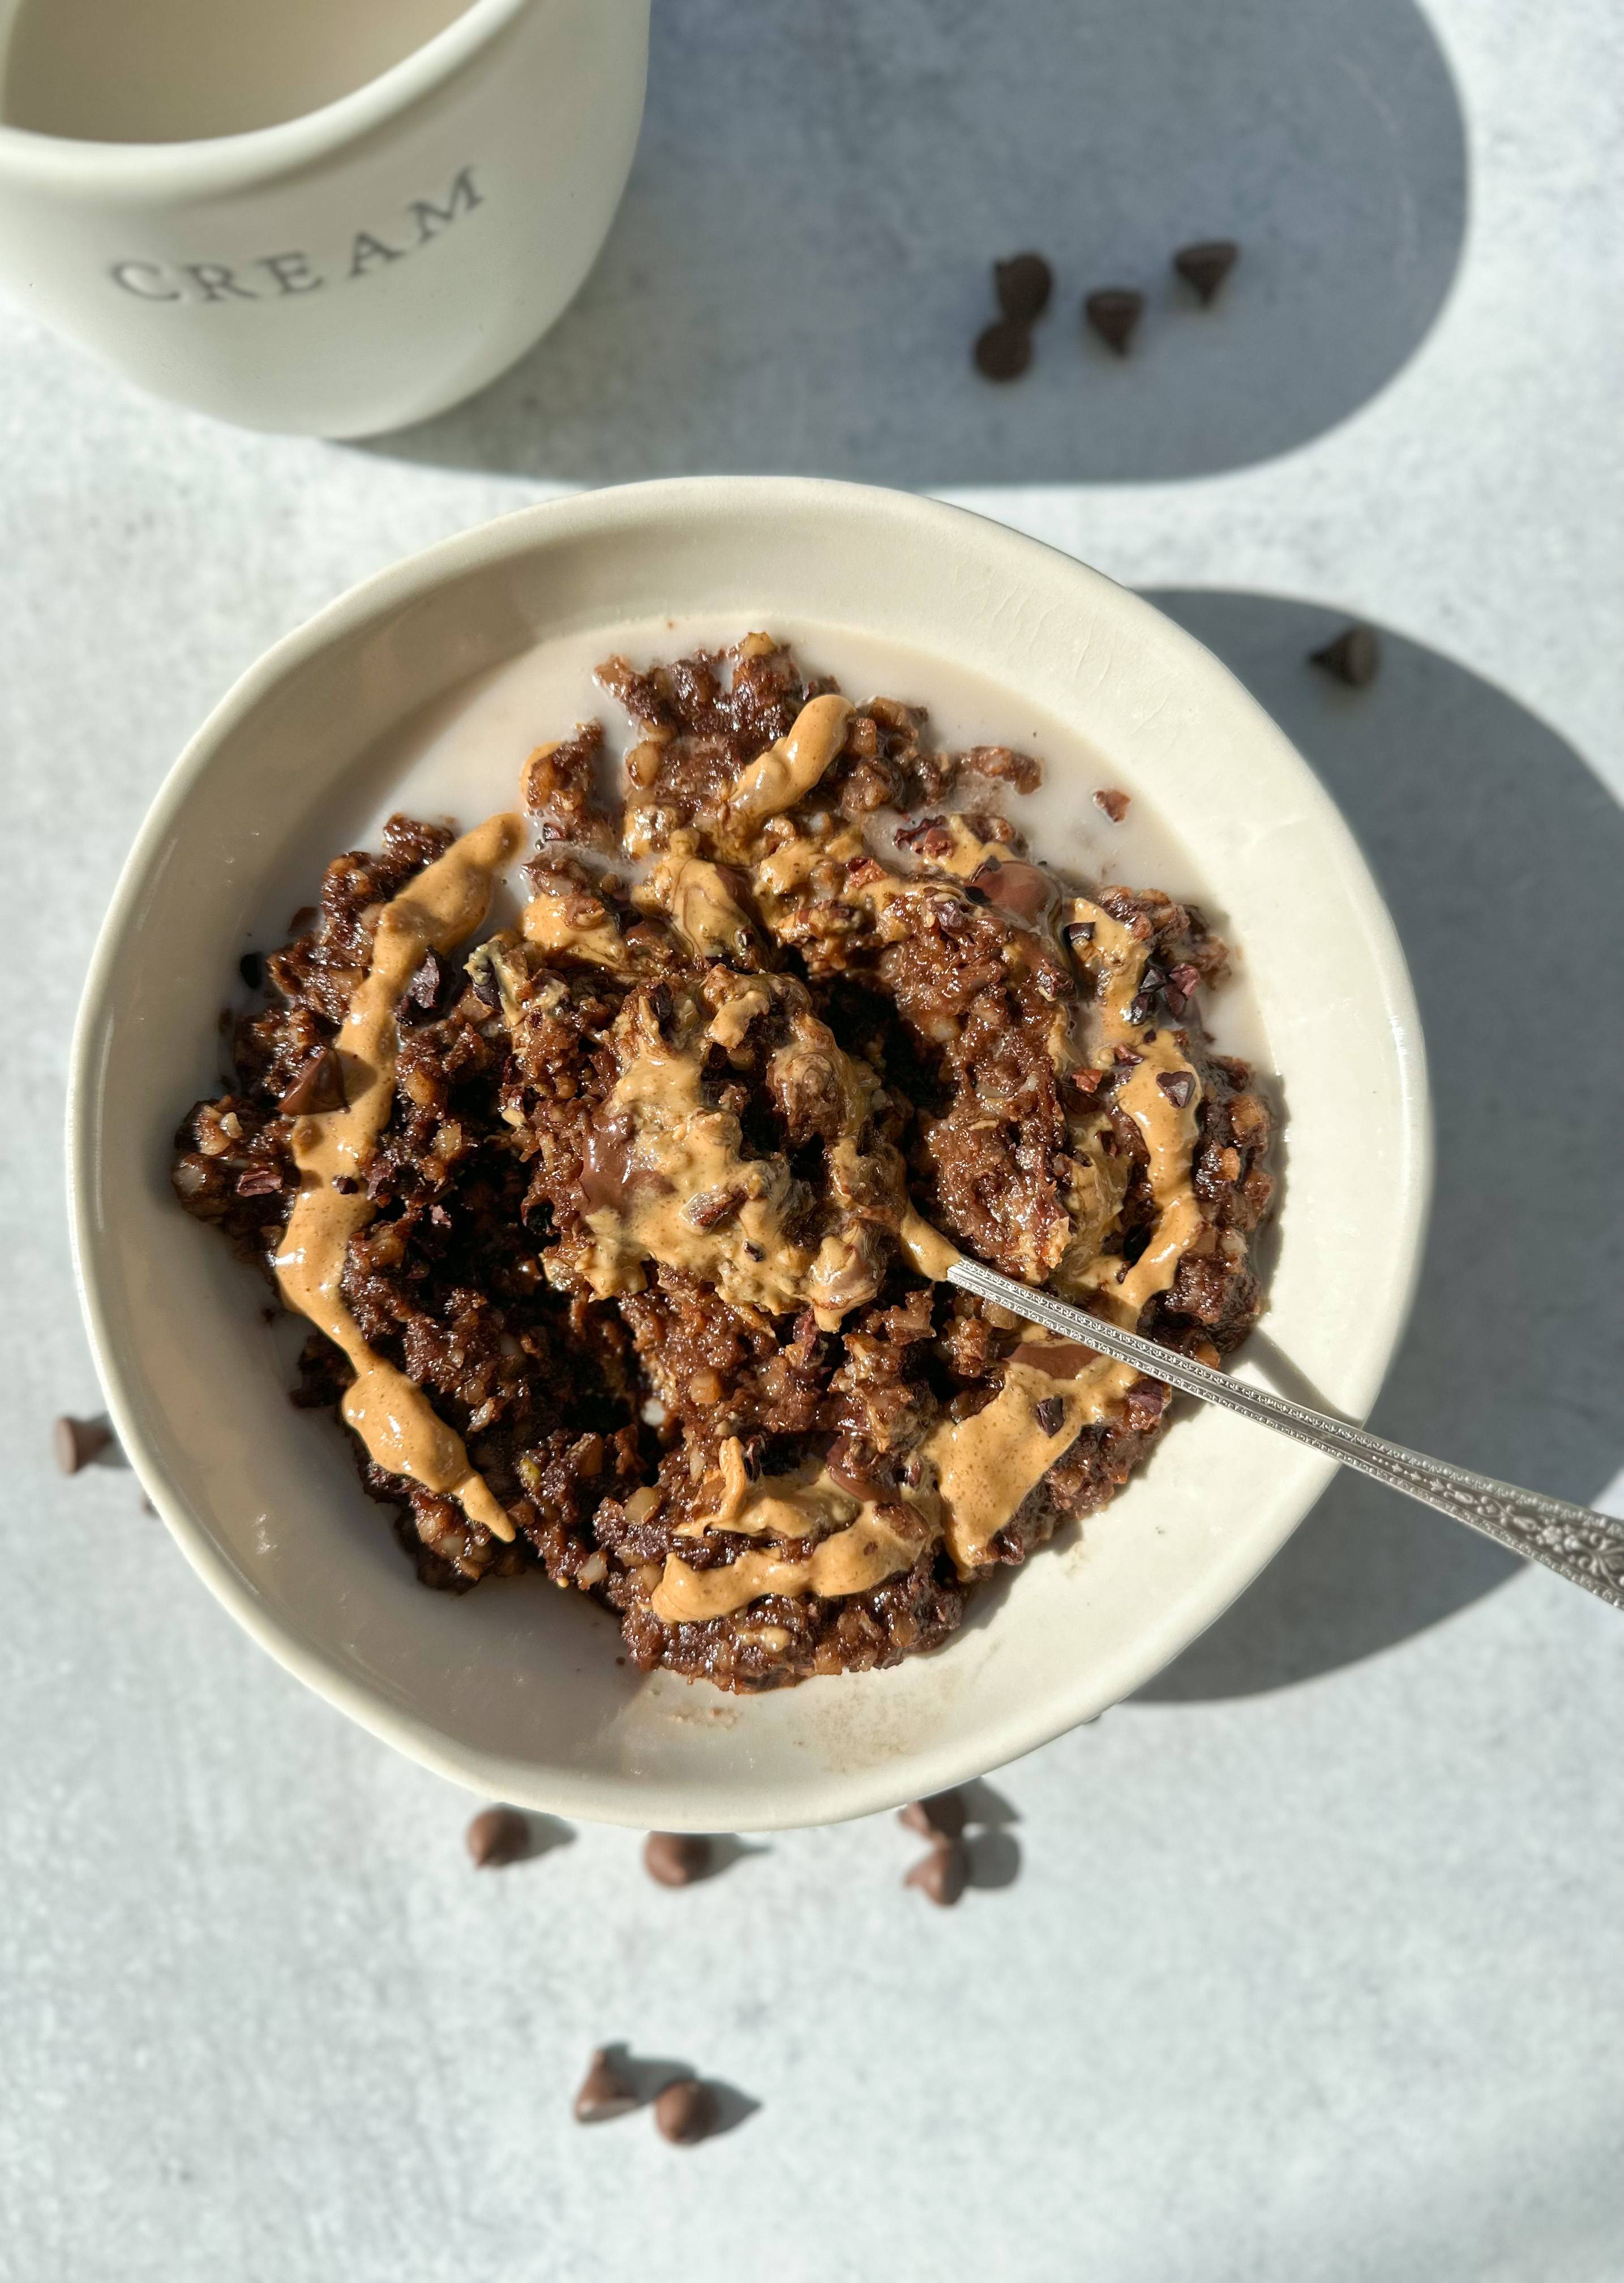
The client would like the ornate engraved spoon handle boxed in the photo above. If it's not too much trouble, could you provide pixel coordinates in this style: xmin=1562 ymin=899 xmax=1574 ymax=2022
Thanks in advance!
xmin=946 ymin=1256 xmax=1624 ymax=1611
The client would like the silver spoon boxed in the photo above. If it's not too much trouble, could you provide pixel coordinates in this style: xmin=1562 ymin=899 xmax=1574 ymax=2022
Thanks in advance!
xmin=939 ymin=1248 xmax=1624 ymax=1612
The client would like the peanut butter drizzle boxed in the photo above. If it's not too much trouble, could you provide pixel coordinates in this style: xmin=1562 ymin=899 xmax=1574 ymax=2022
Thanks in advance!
xmin=721 ymin=693 xmax=852 ymax=841
xmin=579 ymin=978 xmax=900 ymax=1330
xmin=898 ymin=1207 xmax=962 ymax=1282
xmin=1065 ymin=896 xmax=1203 ymax=1321
xmin=639 ymin=843 xmax=756 ymax=962
xmin=520 ymin=876 xmax=631 ymax=970
xmin=925 ymin=1350 xmax=1134 ymax=1575
xmin=272 ymin=812 xmax=524 ymax=1542
xmin=652 ymin=1468 xmax=934 ymax=1623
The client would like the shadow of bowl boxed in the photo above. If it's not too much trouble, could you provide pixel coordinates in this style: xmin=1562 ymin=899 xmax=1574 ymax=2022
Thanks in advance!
xmin=357 ymin=0 xmax=1467 ymax=487
xmin=1135 ymin=592 xmax=1624 ymax=1700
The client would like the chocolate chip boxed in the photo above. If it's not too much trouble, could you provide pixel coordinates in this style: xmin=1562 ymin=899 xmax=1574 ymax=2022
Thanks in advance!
xmin=1034 ymin=1396 xmax=1066 ymax=1437
xmin=1064 ymin=919 xmax=1096 ymax=949
xmin=829 ymin=1438 xmax=890 ymax=1501
xmin=898 ymin=1790 xmax=966 ymax=1842
xmin=974 ymin=319 xmax=1032 ymax=382
xmin=1173 ymin=239 xmax=1240 ymax=304
xmin=1084 ymin=288 xmax=1145 ymax=355
xmin=1163 ymin=960 xmax=1203 ymax=1016
xmin=1112 ymin=1046 xmax=1143 ymax=1070
xmin=969 ymin=856 xmax=1054 ymax=921
xmin=1157 ymin=1069 xmax=1196 ymax=1109
xmin=406 ymin=951 xmax=443 ymax=1011
xmin=653 ymin=2078 xmax=717 ymax=2146
xmin=53 ymin=1415 xmax=112 ymax=1475
xmin=234 ymin=1166 xmax=283 ymax=1198
xmin=1310 ymin=623 xmax=1381 ymax=688
xmin=904 ymin=1839 xmax=968 ymax=1906
xmin=278 ymin=1047 xmax=344 ymax=1117
xmin=238 ymin=951 xmax=264 ymax=990
xmin=573 ymin=2049 xmax=639 ymax=2124
xmin=1094 ymin=787 xmax=1130 ymax=822
xmin=465 ymin=1805 xmax=529 ymax=1869
xmin=994 ymin=251 xmax=1053 ymax=323
xmin=644 ymin=1832 xmax=709 ymax=1887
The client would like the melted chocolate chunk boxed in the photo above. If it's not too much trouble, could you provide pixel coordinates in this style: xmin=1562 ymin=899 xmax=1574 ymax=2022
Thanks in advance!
xmin=278 ymin=1047 xmax=344 ymax=1116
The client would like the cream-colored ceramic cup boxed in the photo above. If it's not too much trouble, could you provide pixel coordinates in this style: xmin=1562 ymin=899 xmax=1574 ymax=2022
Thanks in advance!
xmin=0 ymin=0 xmax=647 ymax=435
xmin=69 ymin=480 xmax=1430 ymax=1829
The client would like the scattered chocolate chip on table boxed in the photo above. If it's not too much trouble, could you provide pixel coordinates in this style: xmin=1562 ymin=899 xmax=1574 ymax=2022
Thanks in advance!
xmin=1310 ymin=623 xmax=1382 ymax=687
xmin=644 ymin=1831 xmax=709 ymax=1887
xmin=1173 ymin=239 xmax=1240 ymax=304
xmin=994 ymin=251 xmax=1053 ymax=324
xmin=653 ymin=2079 xmax=718 ymax=2146
xmin=974 ymin=318 xmax=1032 ymax=382
xmin=573 ymin=2049 xmax=640 ymax=2124
xmin=1083 ymin=287 xmax=1145 ymax=356
xmin=1094 ymin=786 xmax=1131 ymax=822
xmin=465 ymin=1805 xmax=529 ymax=1869
xmin=905 ymin=1838 xmax=969 ymax=1906
xmin=53 ymin=1415 xmax=112 ymax=1475
xmin=898 ymin=1790 xmax=967 ymax=1842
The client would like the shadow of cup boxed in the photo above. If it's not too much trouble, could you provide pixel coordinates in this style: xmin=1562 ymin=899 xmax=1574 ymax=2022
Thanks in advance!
xmin=1134 ymin=593 xmax=1624 ymax=1699
xmin=357 ymin=0 xmax=1466 ymax=486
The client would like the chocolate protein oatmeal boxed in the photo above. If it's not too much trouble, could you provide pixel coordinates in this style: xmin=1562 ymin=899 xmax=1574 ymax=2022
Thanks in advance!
xmin=173 ymin=634 xmax=1273 ymax=1691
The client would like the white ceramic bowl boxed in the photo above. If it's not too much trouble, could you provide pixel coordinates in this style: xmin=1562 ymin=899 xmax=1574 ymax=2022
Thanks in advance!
xmin=69 ymin=479 xmax=1429 ymax=1829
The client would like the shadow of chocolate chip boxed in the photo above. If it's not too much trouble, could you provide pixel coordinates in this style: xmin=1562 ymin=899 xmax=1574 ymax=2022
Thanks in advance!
xmin=956 ymin=1777 xmax=1021 ymax=1828
xmin=965 ymin=1828 xmax=1022 ymax=1891
xmin=703 ymin=2080 xmax=762 ymax=2137
xmin=689 ymin=1833 xmax=770 ymax=1882
xmin=597 ymin=2046 xmax=761 ymax=2139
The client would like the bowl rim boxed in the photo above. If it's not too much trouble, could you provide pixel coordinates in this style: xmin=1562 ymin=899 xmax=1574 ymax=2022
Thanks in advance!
xmin=67 ymin=476 xmax=1432 ymax=1824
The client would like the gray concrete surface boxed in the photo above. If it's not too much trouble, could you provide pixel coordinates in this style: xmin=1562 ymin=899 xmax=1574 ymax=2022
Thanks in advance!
xmin=2 ymin=1 xmax=1621 ymax=2276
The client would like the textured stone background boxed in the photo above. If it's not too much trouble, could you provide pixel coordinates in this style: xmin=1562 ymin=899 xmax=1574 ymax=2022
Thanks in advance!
xmin=3 ymin=1 xmax=1621 ymax=2276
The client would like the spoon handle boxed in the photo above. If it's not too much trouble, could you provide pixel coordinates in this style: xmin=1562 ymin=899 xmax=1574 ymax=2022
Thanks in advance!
xmin=945 ymin=1258 xmax=1624 ymax=1612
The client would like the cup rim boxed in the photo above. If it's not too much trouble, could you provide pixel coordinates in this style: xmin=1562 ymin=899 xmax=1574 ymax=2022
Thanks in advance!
xmin=0 ymin=0 xmax=532 ymax=196
xmin=67 ymin=477 xmax=1434 ymax=1828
